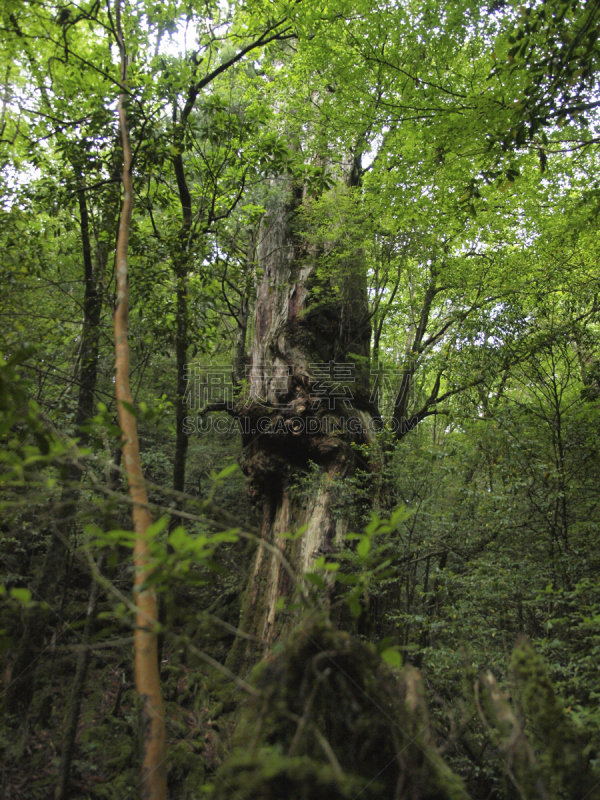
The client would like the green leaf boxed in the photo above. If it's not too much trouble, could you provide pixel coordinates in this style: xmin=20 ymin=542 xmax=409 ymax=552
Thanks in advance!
xmin=210 ymin=463 xmax=239 ymax=483
xmin=146 ymin=516 xmax=169 ymax=538
xmin=357 ymin=536 xmax=371 ymax=557
xmin=305 ymin=572 xmax=326 ymax=589
xmin=365 ymin=513 xmax=380 ymax=536
xmin=119 ymin=400 xmax=139 ymax=417
xmin=169 ymin=526 xmax=188 ymax=549
xmin=381 ymin=648 xmax=402 ymax=667
xmin=282 ymin=524 xmax=308 ymax=541
xmin=10 ymin=587 xmax=32 ymax=605
xmin=348 ymin=595 xmax=362 ymax=618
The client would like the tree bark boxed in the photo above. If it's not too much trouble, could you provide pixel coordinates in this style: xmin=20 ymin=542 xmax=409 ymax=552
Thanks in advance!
xmin=231 ymin=230 xmax=255 ymax=386
xmin=172 ymin=268 xmax=190 ymax=496
xmin=113 ymin=5 xmax=167 ymax=797
xmin=171 ymin=143 xmax=192 ymax=497
xmin=74 ymin=184 xmax=108 ymax=432
xmin=227 ymin=179 xmax=373 ymax=674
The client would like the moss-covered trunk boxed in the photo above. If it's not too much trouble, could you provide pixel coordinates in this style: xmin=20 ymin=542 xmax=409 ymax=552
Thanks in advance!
xmin=228 ymin=180 xmax=373 ymax=673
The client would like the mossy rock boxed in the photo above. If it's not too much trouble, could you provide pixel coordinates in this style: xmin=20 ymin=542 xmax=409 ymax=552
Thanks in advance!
xmin=213 ymin=617 xmax=468 ymax=800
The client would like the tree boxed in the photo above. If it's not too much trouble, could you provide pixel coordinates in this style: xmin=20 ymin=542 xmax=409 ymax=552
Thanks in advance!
xmin=491 ymin=0 xmax=600 ymax=151
xmin=1 ymin=0 xmax=121 ymax=717
xmin=1 ymin=1 xmax=600 ymax=797
xmin=224 ymin=0 xmax=544 ymax=668
xmin=112 ymin=3 xmax=168 ymax=796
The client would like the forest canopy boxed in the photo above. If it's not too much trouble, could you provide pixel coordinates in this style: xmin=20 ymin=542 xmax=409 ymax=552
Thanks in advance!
xmin=1 ymin=0 xmax=600 ymax=798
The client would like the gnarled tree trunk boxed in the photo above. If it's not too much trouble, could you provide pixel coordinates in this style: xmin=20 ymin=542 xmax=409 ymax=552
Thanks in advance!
xmin=228 ymin=178 xmax=374 ymax=673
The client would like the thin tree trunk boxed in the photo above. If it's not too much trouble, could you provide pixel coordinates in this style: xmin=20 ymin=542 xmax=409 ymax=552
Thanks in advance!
xmin=55 ymin=446 xmax=118 ymax=797
xmin=392 ymin=264 xmax=438 ymax=429
xmin=173 ymin=269 xmax=189 ymax=495
xmin=75 ymin=184 xmax=106 ymax=428
xmin=170 ymin=107 xmax=195 ymax=497
xmin=55 ymin=557 xmax=104 ymax=800
xmin=113 ymin=5 xmax=167 ymax=797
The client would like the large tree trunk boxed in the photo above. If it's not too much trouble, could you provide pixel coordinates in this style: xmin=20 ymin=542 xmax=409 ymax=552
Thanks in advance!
xmin=228 ymin=180 xmax=373 ymax=674
xmin=231 ymin=229 xmax=255 ymax=387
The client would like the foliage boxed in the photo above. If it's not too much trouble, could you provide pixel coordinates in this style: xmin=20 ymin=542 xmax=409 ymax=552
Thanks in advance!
xmin=1 ymin=0 xmax=600 ymax=797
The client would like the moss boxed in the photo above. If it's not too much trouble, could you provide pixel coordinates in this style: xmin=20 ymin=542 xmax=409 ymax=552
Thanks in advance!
xmin=209 ymin=748 xmax=362 ymax=799
xmin=215 ymin=616 xmax=469 ymax=800
xmin=168 ymin=740 xmax=206 ymax=797
xmin=79 ymin=716 xmax=135 ymax=771
xmin=510 ymin=637 xmax=599 ymax=799
xmin=91 ymin=768 xmax=138 ymax=799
